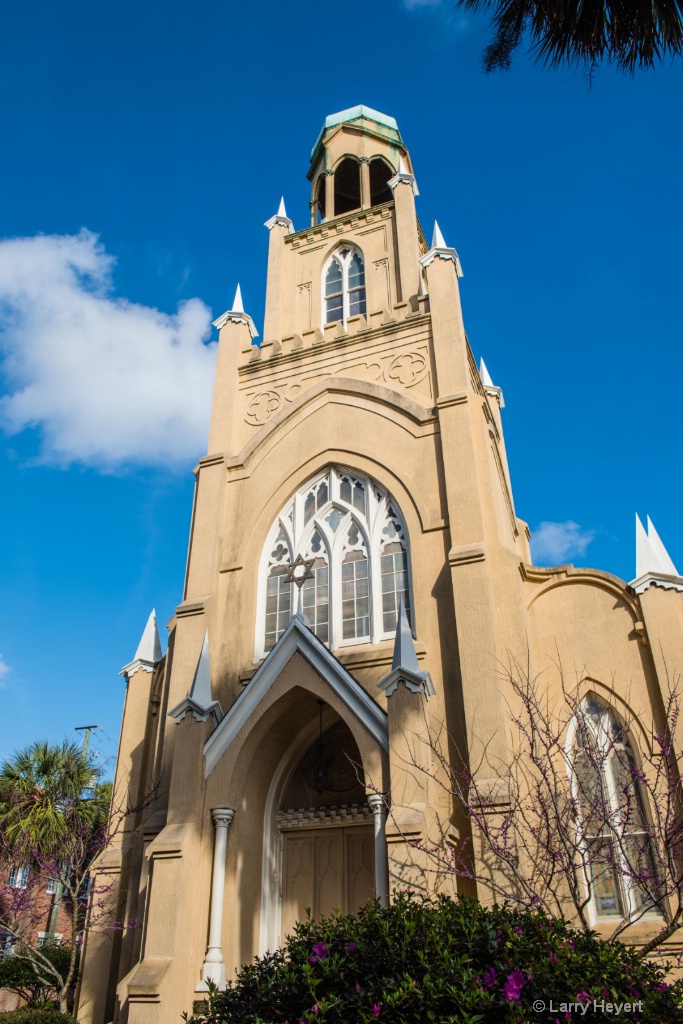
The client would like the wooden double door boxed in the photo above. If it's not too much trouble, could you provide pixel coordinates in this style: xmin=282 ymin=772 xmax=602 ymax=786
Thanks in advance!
xmin=281 ymin=825 xmax=374 ymax=941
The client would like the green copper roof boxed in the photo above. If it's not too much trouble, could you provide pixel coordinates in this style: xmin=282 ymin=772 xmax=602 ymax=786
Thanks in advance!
xmin=311 ymin=105 xmax=401 ymax=157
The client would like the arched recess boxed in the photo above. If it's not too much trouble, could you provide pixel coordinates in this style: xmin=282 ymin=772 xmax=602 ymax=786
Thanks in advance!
xmin=369 ymin=157 xmax=393 ymax=206
xmin=259 ymin=704 xmax=374 ymax=952
xmin=334 ymin=157 xmax=361 ymax=215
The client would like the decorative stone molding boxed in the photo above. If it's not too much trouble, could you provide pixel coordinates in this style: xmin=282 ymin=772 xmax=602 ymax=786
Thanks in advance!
xmin=277 ymin=803 xmax=372 ymax=830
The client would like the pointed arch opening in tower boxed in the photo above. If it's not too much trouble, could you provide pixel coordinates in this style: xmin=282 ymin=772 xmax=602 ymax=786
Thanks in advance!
xmin=333 ymin=158 xmax=361 ymax=216
xmin=369 ymin=158 xmax=393 ymax=207
xmin=315 ymin=175 xmax=326 ymax=222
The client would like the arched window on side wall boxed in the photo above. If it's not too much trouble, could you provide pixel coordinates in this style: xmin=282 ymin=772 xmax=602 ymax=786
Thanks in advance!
xmin=571 ymin=698 xmax=656 ymax=920
xmin=256 ymin=467 xmax=413 ymax=657
xmin=323 ymin=247 xmax=366 ymax=325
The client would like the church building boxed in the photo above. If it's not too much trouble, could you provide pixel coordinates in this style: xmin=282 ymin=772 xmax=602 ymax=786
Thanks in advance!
xmin=77 ymin=106 xmax=683 ymax=1024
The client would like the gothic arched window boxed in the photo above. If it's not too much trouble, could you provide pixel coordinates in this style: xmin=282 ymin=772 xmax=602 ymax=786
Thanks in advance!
xmin=323 ymin=247 xmax=366 ymax=326
xmin=571 ymin=698 xmax=655 ymax=919
xmin=257 ymin=468 xmax=412 ymax=657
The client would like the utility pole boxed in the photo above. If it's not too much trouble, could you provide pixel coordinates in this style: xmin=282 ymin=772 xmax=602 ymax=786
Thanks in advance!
xmin=75 ymin=724 xmax=99 ymax=757
xmin=46 ymin=725 xmax=100 ymax=942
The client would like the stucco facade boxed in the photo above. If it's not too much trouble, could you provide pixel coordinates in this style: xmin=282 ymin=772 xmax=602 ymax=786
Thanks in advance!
xmin=77 ymin=106 xmax=683 ymax=1024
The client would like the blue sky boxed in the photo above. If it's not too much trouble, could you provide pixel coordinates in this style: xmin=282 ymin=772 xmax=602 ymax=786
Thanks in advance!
xmin=0 ymin=0 xmax=681 ymax=768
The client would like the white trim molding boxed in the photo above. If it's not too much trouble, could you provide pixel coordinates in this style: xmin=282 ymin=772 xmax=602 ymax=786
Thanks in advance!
xmin=204 ymin=612 xmax=389 ymax=778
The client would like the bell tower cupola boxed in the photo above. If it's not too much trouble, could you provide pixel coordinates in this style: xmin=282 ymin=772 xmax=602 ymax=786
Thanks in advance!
xmin=308 ymin=105 xmax=414 ymax=224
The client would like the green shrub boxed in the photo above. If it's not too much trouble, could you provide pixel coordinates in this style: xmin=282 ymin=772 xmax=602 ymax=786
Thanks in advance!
xmin=185 ymin=894 xmax=683 ymax=1024
xmin=0 ymin=1009 xmax=74 ymax=1024
xmin=0 ymin=946 xmax=75 ymax=1007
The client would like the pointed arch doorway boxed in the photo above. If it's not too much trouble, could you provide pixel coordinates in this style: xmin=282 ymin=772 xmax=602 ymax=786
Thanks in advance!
xmin=261 ymin=706 xmax=376 ymax=948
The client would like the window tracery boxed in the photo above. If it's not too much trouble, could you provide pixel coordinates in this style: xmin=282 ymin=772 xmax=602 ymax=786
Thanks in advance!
xmin=257 ymin=468 xmax=412 ymax=656
xmin=323 ymin=247 xmax=366 ymax=326
xmin=571 ymin=698 xmax=655 ymax=920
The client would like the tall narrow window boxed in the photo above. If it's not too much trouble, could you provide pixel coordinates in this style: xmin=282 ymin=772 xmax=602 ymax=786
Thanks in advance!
xmin=302 ymin=530 xmax=330 ymax=644
xmin=323 ymin=248 xmax=366 ymax=326
xmin=341 ymin=523 xmax=370 ymax=641
xmin=264 ymin=527 xmax=293 ymax=653
xmin=572 ymin=699 xmax=655 ymax=919
xmin=257 ymin=469 xmax=412 ymax=658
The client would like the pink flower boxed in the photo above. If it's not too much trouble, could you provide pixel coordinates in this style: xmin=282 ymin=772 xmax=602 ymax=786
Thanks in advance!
xmin=502 ymin=971 xmax=525 ymax=1004
xmin=346 ymin=941 xmax=357 ymax=953
xmin=576 ymin=992 xmax=591 ymax=1002
xmin=514 ymin=926 xmax=523 ymax=936
xmin=482 ymin=967 xmax=497 ymax=989
xmin=311 ymin=1006 xmax=320 ymax=1017
xmin=372 ymin=1005 xmax=381 ymax=1017
xmin=549 ymin=953 xmax=557 ymax=963
xmin=656 ymin=982 xmax=668 ymax=992
xmin=309 ymin=941 xmax=327 ymax=964
xmin=355 ymin=982 xmax=360 ymax=993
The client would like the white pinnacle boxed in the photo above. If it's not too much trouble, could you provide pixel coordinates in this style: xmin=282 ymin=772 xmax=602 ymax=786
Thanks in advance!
xmin=398 ymin=156 xmax=409 ymax=174
xmin=189 ymin=632 xmax=212 ymax=708
xmin=432 ymin=221 xmax=447 ymax=250
xmin=646 ymin=516 xmax=679 ymax=575
xmin=277 ymin=196 xmax=287 ymax=217
xmin=635 ymin=514 xmax=679 ymax=578
xmin=133 ymin=609 xmax=162 ymax=664
xmin=232 ymin=283 xmax=244 ymax=313
xmin=479 ymin=358 xmax=494 ymax=389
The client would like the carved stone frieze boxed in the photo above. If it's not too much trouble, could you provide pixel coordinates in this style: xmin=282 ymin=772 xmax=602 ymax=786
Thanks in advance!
xmin=242 ymin=343 xmax=431 ymax=425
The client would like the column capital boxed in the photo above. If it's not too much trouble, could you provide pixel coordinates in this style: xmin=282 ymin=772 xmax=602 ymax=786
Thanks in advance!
xmin=211 ymin=807 xmax=235 ymax=829
xmin=367 ymin=793 xmax=388 ymax=815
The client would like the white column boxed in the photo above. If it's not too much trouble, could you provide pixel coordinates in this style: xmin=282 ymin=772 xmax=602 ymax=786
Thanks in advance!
xmin=198 ymin=807 xmax=235 ymax=990
xmin=367 ymin=794 xmax=389 ymax=908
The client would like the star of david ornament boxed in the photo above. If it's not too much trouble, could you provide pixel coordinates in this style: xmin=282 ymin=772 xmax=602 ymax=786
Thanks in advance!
xmin=285 ymin=554 xmax=315 ymax=589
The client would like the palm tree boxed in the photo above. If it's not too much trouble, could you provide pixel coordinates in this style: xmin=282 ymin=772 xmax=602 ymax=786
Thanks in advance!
xmin=0 ymin=740 xmax=110 ymax=1013
xmin=461 ymin=0 xmax=683 ymax=72
xmin=0 ymin=740 xmax=103 ymax=858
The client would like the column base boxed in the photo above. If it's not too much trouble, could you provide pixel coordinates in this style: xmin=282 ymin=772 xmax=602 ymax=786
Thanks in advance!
xmin=196 ymin=962 xmax=227 ymax=991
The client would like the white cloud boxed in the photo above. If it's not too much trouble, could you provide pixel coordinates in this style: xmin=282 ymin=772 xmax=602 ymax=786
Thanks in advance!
xmin=530 ymin=520 xmax=596 ymax=566
xmin=0 ymin=655 xmax=9 ymax=689
xmin=0 ymin=230 xmax=217 ymax=470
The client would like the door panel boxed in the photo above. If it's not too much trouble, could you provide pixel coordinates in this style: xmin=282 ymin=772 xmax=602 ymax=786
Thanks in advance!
xmin=281 ymin=826 xmax=375 ymax=942
xmin=282 ymin=833 xmax=314 ymax=940
xmin=315 ymin=832 xmax=344 ymax=918
xmin=347 ymin=828 xmax=374 ymax=912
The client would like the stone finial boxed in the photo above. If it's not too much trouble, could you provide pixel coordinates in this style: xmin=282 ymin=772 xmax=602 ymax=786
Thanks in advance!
xmin=388 ymin=156 xmax=419 ymax=196
xmin=377 ymin=599 xmax=435 ymax=699
xmin=419 ymin=221 xmax=464 ymax=277
xmin=168 ymin=631 xmax=224 ymax=725
xmin=212 ymin=284 xmax=259 ymax=339
xmin=479 ymin=357 xmax=505 ymax=408
xmin=631 ymin=514 xmax=683 ymax=593
xmin=264 ymin=196 xmax=295 ymax=232
xmin=120 ymin=609 xmax=163 ymax=677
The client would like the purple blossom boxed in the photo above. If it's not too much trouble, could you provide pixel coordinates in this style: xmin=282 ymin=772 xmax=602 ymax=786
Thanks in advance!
xmin=502 ymin=971 xmax=525 ymax=1004
xmin=311 ymin=1005 xmax=320 ymax=1017
xmin=482 ymin=967 xmax=497 ymax=989
xmin=308 ymin=941 xmax=327 ymax=964
xmin=549 ymin=952 xmax=557 ymax=963
xmin=576 ymin=992 xmax=591 ymax=1003
xmin=355 ymin=982 xmax=360 ymax=993
xmin=656 ymin=982 xmax=668 ymax=992
xmin=345 ymin=942 xmax=357 ymax=953
xmin=514 ymin=926 xmax=523 ymax=936
xmin=372 ymin=1005 xmax=381 ymax=1017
